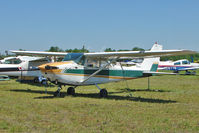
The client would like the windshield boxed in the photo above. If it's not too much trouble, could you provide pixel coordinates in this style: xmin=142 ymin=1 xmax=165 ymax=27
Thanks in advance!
xmin=62 ymin=53 xmax=84 ymax=63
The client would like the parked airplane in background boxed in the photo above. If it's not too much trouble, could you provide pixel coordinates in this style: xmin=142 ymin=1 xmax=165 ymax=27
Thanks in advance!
xmin=158 ymin=59 xmax=199 ymax=74
xmin=11 ymin=43 xmax=196 ymax=97
xmin=120 ymin=58 xmax=144 ymax=66
xmin=0 ymin=56 xmax=49 ymax=82
xmin=0 ymin=75 xmax=10 ymax=81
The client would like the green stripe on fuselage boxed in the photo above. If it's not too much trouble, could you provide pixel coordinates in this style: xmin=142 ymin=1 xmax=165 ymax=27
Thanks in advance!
xmin=64 ymin=69 xmax=143 ymax=78
xmin=150 ymin=64 xmax=159 ymax=72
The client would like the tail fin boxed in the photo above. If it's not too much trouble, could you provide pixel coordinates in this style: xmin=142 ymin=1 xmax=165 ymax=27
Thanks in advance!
xmin=140 ymin=42 xmax=162 ymax=71
xmin=191 ymin=56 xmax=194 ymax=63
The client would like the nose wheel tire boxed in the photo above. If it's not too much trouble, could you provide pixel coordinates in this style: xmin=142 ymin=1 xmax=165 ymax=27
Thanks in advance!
xmin=67 ymin=87 xmax=75 ymax=96
xmin=100 ymin=89 xmax=108 ymax=97
xmin=53 ymin=85 xmax=62 ymax=97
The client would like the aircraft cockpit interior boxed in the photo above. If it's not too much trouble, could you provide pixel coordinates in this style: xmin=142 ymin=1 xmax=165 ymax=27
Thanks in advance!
xmin=174 ymin=59 xmax=190 ymax=65
xmin=62 ymin=53 xmax=112 ymax=69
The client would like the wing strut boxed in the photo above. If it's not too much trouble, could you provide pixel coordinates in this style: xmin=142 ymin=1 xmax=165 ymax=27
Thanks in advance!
xmin=119 ymin=62 xmax=129 ymax=89
xmin=80 ymin=57 xmax=119 ymax=85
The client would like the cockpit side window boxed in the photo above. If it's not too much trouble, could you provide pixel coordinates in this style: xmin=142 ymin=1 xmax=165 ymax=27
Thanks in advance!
xmin=4 ymin=59 xmax=22 ymax=64
xmin=84 ymin=58 xmax=110 ymax=68
xmin=85 ymin=59 xmax=100 ymax=68
xmin=174 ymin=62 xmax=181 ymax=65
xmin=182 ymin=60 xmax=189 ymax=65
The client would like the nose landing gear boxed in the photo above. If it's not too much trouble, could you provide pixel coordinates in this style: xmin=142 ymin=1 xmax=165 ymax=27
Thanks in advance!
xmin=53 ymin=84 xmax=62 ymax=97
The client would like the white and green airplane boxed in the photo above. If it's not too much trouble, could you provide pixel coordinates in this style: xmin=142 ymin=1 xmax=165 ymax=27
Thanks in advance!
xmin=11 ymin=43 xmax=195 ymax=97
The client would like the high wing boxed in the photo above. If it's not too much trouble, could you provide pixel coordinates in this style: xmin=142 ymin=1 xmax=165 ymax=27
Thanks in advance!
xmin=11 ymin=49 xmax=196 ymax=59
xmin=143 ymin=71 xmax=179 ymax=75
xmin=10 ymin=50 xmax=68 ymax=57
xmin=84 ymin=50 xmax=196 ymax=59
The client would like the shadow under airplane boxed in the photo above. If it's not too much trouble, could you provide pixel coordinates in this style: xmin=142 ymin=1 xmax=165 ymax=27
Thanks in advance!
xmin=16 ymin=79 xmax=55 ymax=87
xmin=119 ymin=88 xmax=172 ymax=93
xmin=9 ymin=88 xmax=176 ymax=104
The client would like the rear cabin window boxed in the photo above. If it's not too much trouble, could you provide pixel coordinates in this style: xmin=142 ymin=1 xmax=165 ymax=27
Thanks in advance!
xmin=4 ymin=59 xmax=22 ymax=64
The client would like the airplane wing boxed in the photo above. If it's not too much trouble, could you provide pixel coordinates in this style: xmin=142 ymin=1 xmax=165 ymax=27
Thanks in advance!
xmin=84 ymin=50 xmax=196 ymax=59
xmin=10 ymin=50 xmax=68 ymax=57
xmin=11 ymin=49 xmax=196 ymax=59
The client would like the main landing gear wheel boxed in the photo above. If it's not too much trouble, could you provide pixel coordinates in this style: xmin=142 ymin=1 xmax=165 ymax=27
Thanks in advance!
xmin=67 ymin=87 xmax=75 ymax=96
xmin=100 ymin=89 xmax=108 ymax=98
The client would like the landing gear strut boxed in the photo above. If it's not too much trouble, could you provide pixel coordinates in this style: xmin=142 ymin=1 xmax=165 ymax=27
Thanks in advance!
xmin=95 ymin=84 xmax=108 ymax=97
xmin=54 ymin=84 xmax=62 ymax=97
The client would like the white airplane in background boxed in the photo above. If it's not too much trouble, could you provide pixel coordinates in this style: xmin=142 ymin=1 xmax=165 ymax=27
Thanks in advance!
xmin=0 ymin=56 xmax=49 ymax=82
xmin=158 ymin=59 xmax=199 ymax=74
xmin=11 ymin=43 xmax=196 ymax=97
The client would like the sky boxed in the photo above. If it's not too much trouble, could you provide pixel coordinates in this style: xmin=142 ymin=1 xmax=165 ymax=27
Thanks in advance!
xmin=0 ymin=0 xmax=199 ymax=54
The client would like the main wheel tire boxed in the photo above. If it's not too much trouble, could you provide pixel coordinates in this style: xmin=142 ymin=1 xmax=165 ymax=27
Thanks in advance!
xmin=100 ymin=89 xmax=108 ymax=97
xmin=67 ymin=87 xmax=75 ymax=96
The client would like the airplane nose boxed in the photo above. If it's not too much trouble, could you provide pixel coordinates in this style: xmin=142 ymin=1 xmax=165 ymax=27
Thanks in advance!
xmin=38 ymin=64 xmax=59 ymax=71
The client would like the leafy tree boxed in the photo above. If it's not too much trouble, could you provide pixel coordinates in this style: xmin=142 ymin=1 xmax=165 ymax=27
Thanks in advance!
xmin=19 ymin=49 xmax=26 ymax=51
xmin=117 ymin=49 xmax=130 ymax=51
xmin=48 ymin=46 xmax=64 ymax=52
xmin=104 ymin=48 xmax=116 ymax=52
xmin=160 ymin=54 xmax=199 ymax=62
xmin=132 ymin=47 xmax=145 ymax=51
xmin=65 ymin=46 xmax=89 ymax=53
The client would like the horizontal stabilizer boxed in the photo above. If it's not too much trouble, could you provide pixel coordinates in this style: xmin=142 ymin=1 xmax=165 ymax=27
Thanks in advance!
xmin=143 ymin=71 xmax=178 ymax=75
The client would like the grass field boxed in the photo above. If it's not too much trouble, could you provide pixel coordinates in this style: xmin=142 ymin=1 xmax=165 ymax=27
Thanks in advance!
xmin=0 ymin=74 xmax=199 ymax=133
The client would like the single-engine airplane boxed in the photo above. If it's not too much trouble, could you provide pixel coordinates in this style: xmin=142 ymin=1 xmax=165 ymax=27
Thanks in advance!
xmin=11 ymin=43 xmax=196 ymax=97
xmin=158 ymin=59 xmax=199 ymax=74
xmin=0 ymin=56 xmax=49 ymax=82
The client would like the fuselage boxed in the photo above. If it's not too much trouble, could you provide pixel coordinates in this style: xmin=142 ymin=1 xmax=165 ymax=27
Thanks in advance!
xmin=0 ymin=56 xmax=48 ymax=77
xmin=38 ymin=61 xmax=155 ymax=86
xmin=158 ymin=59 xmax=199 ymax=71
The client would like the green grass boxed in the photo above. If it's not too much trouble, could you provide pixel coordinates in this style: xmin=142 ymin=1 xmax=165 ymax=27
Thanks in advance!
xmin=0 ymin=74 xmax=199 ymax=133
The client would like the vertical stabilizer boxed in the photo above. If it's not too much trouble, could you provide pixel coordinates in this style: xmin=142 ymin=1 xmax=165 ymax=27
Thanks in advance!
xmin=140 ymin=42 xmax=162 ymax=71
